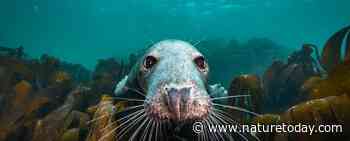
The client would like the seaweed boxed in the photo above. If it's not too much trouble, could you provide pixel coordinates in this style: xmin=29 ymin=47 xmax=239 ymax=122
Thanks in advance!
xmin=321 ymin=25 xmax=350 ymax=71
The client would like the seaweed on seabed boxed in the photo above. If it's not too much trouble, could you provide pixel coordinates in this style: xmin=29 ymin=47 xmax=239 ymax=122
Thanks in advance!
xmin=302 ymin=25 xmax=350 ymax=99
xmin=320 ymin=25 xmax=350 ymax=72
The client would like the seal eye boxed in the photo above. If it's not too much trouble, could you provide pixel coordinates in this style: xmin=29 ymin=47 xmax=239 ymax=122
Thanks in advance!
xmin=143 ymin=56 xmax=157 ymax=69
xmin=194 ymin=56 xmax=207 ymax=70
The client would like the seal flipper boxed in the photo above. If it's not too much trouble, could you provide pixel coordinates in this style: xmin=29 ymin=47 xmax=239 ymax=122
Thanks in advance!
xmin=113 ymin=62 xmax=144 ymax=98
xmin=208 ymin=83 xmax=228 ymax=104
xmin=114 ymin=75 xmax=129 ymax=96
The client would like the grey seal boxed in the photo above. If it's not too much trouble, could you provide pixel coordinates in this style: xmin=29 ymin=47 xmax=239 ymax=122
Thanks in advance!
xmin=114 ymin=39 xmax=227 ymax=122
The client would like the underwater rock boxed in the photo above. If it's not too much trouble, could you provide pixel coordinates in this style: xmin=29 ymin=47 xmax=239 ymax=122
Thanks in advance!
xmin=228 ymin=74 xmax=263 ymax=122
xmin=0 ymin=85 xmax=52 ymax=141
xmin=0 ymin=46 xmax=25 ymax=58
xmin=86 ymin=95 xmax=116 ymax=141
xmin=31 ymin=87 xmax=84 ymax=141
xmin=68 ymin=111 xmax=91 ymax=130
xmin=13 ymin=80 xmax=32 ymax=105
xmin=60 ymin=62 xmax=91 ymax=84
xmin=61 ymin=128 xmax=80 ymax=141
xmin=93 ymin=58 xmax=128 ymax=94
xmin=0 ymin=56 xmax=34 ymax=89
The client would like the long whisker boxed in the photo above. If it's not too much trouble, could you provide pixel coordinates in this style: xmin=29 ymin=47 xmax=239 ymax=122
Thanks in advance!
xmin=93 ymin=102 xmax=114 ymax=113
xmin=208 ymin=116 xmax=223 ymax=141
xmin=111 ymin=97 xmax=145 ymax=102
xmin=141 ymin=118 xmax=153 ymax=141
xmin=128 ymin=117 xmax=150 ymax=141
xmin=204 ymin=119 xmax=216 ymax=141
xmin=210 ymin=95 xmax=251 ymax=101
xmin=125 ymin=86 xmax=147 ymax=97
xmin=155 ymin=121 xmax=159 ymax=141
xmin=148 ymin=120 xmax=156 ymax=141
xmin=212 ymin=103 xmax=260 ymax=116
xmin=212 ymin=111 xmax=247 ymax=141
xmin=87 ymin=114 xmax=108 ymax=124
xmin=114 ymin=104 xmax=145 ymax=115
xmin=208 ymin=114 xmax=226 ymax=140
xmin=98 ymin=111 xmax=145 ymax=141
xmin=102 ymin=108 xmax=145 ymax=131
xmin=117 ymin=112 xmax=147 ymax=140
xmin=213 ymin=109 xmax=261 ymax=141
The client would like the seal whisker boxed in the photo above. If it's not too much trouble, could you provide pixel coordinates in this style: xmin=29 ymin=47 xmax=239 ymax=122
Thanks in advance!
xmin=115 ymin=110 xmax=145 ymax=131
xmin=214 ymin=111 xmax=243 ymax=141
xmin=203 ymin=119 xmax=214 ymax=141
xmin=206 ymin=116 xmax=220 ymax=141
xmin=140 ymin=118 xmax=152 ymax=141
xmin=154 ymin=121 xmax=159 ymax=141
xmin=191 ymin=95 xmax=251 ymax=101
xmin=125 ymin=86 xmax=147 ymax=97
xmin=159 ymin=120 xmax=166 ymax=140
xmin=111 ymin=97 xmax=145 ymax=102
xmin=210 ymin=95 xmax=251 ymax=101
xmin=91 ymin=104 xmax=144 ymax=126
xmin=148 ymin=120 xmax=156 ymax=141
xmin=209 ymin=115 xmax=223 ymax=140
xmin=203 ymin=119 xmax=213 ymax=141
xmin=212 ymin=103 xmax=260 ymax=116
xmin=99 ymin=111 xmax=146 ymax=141
xmin=102 ymin=109 xmax=145 ymax=131
xmin=213 ymin=109 xmax=261 ymax=141
xmin=92 ymin=102 xmax=115 ymax=114
xmin=117 ymin=112 xmax=147 ymax=140
xmin=87 ymin=114 xmax=108 ymax=124
xmin=113 ymin=105 xmax=145 ymax=116
xmin=212 ymin=111 xmax=249 ymax=141
xmin=193 ymin=36 xmax=206 ymax=47
xmin=208 ymin=113 xmax=226 ymax=140
xmin=128 ymin=117 xmax=150 ymax=141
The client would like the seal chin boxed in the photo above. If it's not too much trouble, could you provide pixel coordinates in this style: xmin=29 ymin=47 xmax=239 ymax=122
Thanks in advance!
xmin=145 ymin=86 xmax=211 ymax=122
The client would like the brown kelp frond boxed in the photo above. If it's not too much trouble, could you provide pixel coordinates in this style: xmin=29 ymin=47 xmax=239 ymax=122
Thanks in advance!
xmin=344 ymin=30 xmax=350 ymax=62
xmin=321 ymin=25 xmax=350 ymax=71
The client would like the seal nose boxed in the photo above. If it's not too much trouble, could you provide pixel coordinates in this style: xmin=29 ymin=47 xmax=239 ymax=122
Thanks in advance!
xmin=165 ymin=87 xmax=191 ymax=121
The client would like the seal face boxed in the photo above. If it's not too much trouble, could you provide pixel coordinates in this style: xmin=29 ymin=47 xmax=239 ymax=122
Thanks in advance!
xmin=115 ymin=39 xmax=212 ymax=123
xmin=141 ymin=40 xmax=211 ymax=122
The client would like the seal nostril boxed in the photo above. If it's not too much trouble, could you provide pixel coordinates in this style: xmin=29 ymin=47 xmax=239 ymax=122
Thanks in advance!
xmin=163 ymin=86 xmax=194 ymax=121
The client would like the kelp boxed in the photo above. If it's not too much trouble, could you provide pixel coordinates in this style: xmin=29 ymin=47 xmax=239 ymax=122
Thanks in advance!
xmin=228 ymin=74 xmax=263 ymax=121
xmin=61 ymin=128 xmax=80 ymax=141
xmin=345 ymin=31 xmax=350 ymax=62
xmin=303 ymin=61 xmax=350 ymax=99
xmin=86 ymin=95 xmax=116 ymax=141
xmin=251 ymin=114 xmax=281 ymax=141
xmin=31 ymin=88 xmax=84 ymax=141
xmin=321 ymin=25 xmax=350 ymax=71
xmin=278 ymin=94 xmax=350 ymax=141
xmin=13 ymin=80 xmax=32 ymax=105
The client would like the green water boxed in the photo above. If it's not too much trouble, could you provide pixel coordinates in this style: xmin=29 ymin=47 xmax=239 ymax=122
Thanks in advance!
xmin=0 ymin=0 xmax=349 ymax=69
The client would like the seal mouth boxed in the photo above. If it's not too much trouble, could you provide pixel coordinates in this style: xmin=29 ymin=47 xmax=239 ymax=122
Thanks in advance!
xmin=144 ymin=82 xmax=212 ymax=122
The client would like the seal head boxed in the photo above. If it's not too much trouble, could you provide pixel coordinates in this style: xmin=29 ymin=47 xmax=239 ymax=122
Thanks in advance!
xmin=143 ymin=40 xmax=210 ymax=122
xmin=115 ymin=40 xmax=212 ymax=122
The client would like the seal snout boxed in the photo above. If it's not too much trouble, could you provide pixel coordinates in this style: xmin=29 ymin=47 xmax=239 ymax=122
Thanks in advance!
xmin=146 ymin=82 xmax=211 ymax=122
xmin=164 ymin=86 xmax=191 ymax=121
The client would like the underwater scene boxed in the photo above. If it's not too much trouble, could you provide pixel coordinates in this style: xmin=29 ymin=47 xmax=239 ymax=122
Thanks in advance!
xmin=0 ymin=0 xmax=350 ymax=141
